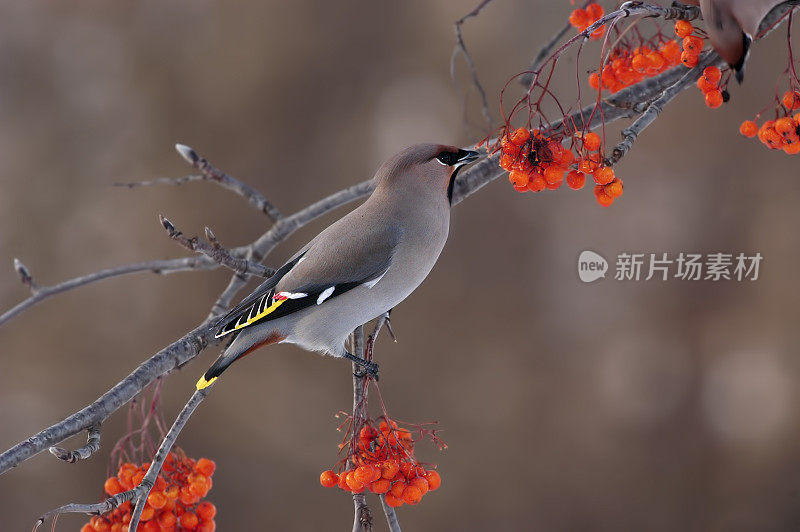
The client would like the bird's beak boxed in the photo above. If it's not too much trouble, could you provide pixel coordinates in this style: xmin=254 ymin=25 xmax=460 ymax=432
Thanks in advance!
xmin=455 ymin=149 xmax=481 ymax=167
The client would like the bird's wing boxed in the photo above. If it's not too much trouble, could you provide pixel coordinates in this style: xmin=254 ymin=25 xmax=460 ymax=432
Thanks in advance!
xmin=214 ymin=216 xmax=400 ymax=339
xmin=213 ymin=251 xmax=308 ymax=338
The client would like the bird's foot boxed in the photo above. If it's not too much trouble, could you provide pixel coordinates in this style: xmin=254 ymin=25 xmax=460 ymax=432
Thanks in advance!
xmin=344 ymin=351 xmax=379 ymax=380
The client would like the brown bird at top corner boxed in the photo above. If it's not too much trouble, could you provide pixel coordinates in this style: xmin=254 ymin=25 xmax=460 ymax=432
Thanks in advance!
xmin=683 ymin=0 xmax=784 ymax=83
xmin=682 ymin=0 xmax=788 ymax=82
xmin=194 ymin=144 xmax=481 ymax=390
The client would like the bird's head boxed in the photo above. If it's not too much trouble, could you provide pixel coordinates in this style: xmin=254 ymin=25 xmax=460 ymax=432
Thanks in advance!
xmin=700 ymin=0 xmax=752 ymax=82
xmin=376 ymin=143 xmax=481 ymax=204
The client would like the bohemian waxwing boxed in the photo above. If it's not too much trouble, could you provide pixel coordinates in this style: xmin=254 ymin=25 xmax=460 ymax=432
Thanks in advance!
xmin=684 ymin=0 xmax=786 ymax=82
xmin=196 ymin=143 xmax=481 ymax=389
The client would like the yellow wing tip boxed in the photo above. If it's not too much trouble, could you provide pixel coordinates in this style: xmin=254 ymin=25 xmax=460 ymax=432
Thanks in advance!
xmin=196 ymin=375 xmax=217 ymax=390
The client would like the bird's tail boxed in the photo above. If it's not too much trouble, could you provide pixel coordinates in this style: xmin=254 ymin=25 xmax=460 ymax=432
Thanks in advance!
xmin=196 ymin=332 xmax=286 ymax=390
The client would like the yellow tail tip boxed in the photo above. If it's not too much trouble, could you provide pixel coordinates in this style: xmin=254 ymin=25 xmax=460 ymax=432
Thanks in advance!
xmin=196 ymin=375 xmax=217 ymax=390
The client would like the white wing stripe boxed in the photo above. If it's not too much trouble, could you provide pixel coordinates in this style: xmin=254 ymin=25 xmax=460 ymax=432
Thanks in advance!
xmin=317 ymin=286 xmax=335 ymax=305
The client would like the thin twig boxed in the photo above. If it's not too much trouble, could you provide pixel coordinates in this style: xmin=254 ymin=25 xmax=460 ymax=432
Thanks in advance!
xmin=0 ymin=257 xmax=219 ymax=328
xmin=379 ymin=496 xmax=402 ymax=532
xmin=452 ymin=0 xmax=494 ymax=131
xmin=118 ymin=144 xmax=283 ymax=222
xmin=159 ymin=215 xmax=275 ymax=278
xmin=519 ymin=0 xmax=592 ymax=88
xmin=48 ymin=425 xmax=101 ymax=464
xmin=0 ymin=320 xmax=213 ymax=476
xmin=608 ymin=51 xmax=722 ymax=165
xmin=173 ymin=144 xmax=283 ymax=221
xmin=33 ymin=389 xmax=210 ymax=532
xmin=349 ymin=326 xmax=373 ymax=532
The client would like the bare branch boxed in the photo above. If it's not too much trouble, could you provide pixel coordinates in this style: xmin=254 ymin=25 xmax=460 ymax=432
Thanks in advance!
xmin=114 ymin=174 xmax=206 ymax=188
xmin=349 ymin=326 xmax=374 ymax=532
xmin=34 ymin=389 xmax=210 ymax=532
xmin=48 ymin=425 xmax=101 ymax=464
xmin=173 ymin=144 xmax=283 ymax=221
xmin=0 ymin=256 xmax=219 ymax=329
xmin=159 ymin=215 xmax=275 ymax=278
xmin=452 ymin=0 xmax=494 ymax=131
xmin=608 ymin=51 xmax=722 ymax=165
xmin=519 ymin=1 xmax=592 ymax=88
xmin=379 ymin=496 xmax=402 ymax=532
xmin=0 ymin=321 xmax=213 ymax=476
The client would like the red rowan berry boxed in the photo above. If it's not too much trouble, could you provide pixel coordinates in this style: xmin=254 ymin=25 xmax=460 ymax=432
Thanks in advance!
xmin=509 ymin=170 xmax=530 ymax=188
xmin=139 ymin=504 xmax=155 ymax=521
xmin=147 ymin=491 xmax=167 ymax=509
xmin=566 ymin=171 xmax=586 ymax=190
xmin=527 ymin=174 xmax=546 ymax=192
xmin=320 ymin=470 xmax=338 ymax=488
xmin=681 ymin=51 xmax=699 ymax=68
xmin=704 ymin=90 xmax=723 ymax=109
xmin=682 ymin=35 xmax=703 ymax=54
xmin=369 ymin=479 xmax=392 ymax=494
xmin=775 ymin=117 xmax=796 ymax=137
xmin=424 ymin=470 xmax=442 ymax=491
xmin=158 ymin=512 xmax=177 ymax=527
xmin=384 ymin=493 xmax=404 ymax=507
xmin=402 ymin=485 xmax=424 ymax=505
xmin=543 ymin=165 xmax=565 ymax=185
xmin=196 ymin=501 xmax=217 ymax=521
xmin=390 ymin=480 xmax=407 ymax=498
xmin=782 ymin=90 xmax=800 ymax=110
xmin=195 ymin=458 xmax=216 ymax=477
xmin=605 ymin=179 xmax=624 ymax=198
xmin=345 ymin=471 xmax=365 ymax=492
xmin=410 ymin=477 xmax=430 ymax=496
xmin=180 ymin=511 xmax=199 ymax=529
xmin=104 ymin=477 xmax=123 ymax=496
xmin=674 ymin=20 xmax=694 ymax=38
xmin=586 ymin=3 xmax=604 ymax=21
xmin=197 ymin=521 xmax=217 ymax=532
xmin=703 ymin=66 xmax=722 ymax=84
xmin=596 ymin=191 xmax=614 ymax=207
xmin=593 ymin=166 xmax=615 ymax=185
xmin=583 ymin=132 xmax=601 ymax=151
xmin=696 ymin=76 xmax=717 ymax=93
xmin=569 ymin=8 xmax=589 ymax=29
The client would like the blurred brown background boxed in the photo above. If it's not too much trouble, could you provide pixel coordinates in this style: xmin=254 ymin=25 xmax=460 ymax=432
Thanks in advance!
xmin=2 ymin=1 xmax=800 ymax=530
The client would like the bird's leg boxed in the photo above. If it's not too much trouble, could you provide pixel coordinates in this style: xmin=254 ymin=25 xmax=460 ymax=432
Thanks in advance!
xmin=344 ymin=351 xmax=379 ymax=380
xmin=384 ymin=308 xmax=397 ymax=342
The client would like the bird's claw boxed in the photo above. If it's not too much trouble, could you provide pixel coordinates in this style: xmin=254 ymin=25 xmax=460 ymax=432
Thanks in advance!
xmin=353 ymin=360 xmax=380 ymax=381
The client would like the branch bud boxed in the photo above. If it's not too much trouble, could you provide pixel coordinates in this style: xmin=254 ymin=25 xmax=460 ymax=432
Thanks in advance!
xmin=159 ymin=215 xmax=176 ymax=235
xmin=13 ymin=258 xmax=33 ymax=286
xmin=174 ymin=144 xmax=199 ymax=165
xmin=204 ymin=227 xmax=218 ymax=244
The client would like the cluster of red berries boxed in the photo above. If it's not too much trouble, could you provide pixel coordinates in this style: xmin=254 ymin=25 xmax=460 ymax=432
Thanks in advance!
xmin=81 ymin=453 xmax=217 ymax=532
xmin=497 ymin=127 xmax=623 ymax=206
xmin=319 ymin=419 xmax=442 ymax=508
xmin=569 ymin=3 xmax=606 ymax=40
xmin=589 ymin=40 xmax=682 ymax=93
xmin=740 ymin=117 xmax=800 ymax=156
xmin=695 ymin=66 xmax=727 ymax=108
xmin=675 ymin=20 xmax=706 ymax=68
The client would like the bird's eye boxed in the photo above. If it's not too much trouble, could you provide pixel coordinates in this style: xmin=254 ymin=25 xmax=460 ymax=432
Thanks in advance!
xmin=436 ymin=152 xmax=457 ymax=166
